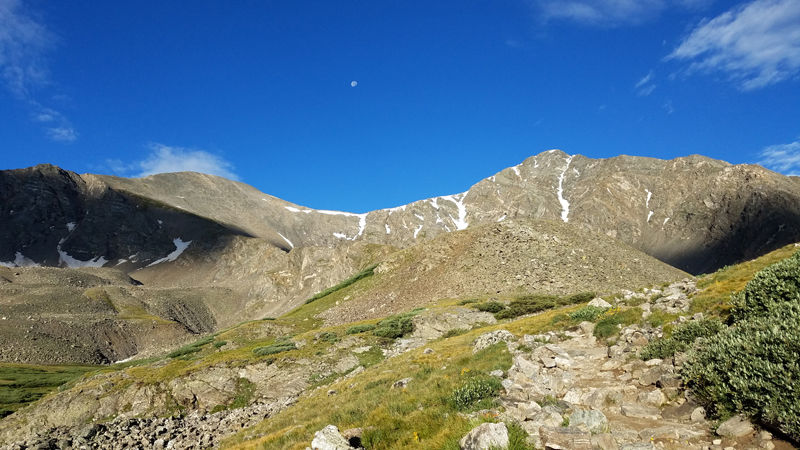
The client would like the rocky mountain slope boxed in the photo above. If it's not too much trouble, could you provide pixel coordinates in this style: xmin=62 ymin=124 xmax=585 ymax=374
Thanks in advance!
xmin=4 ymin=151 xmax=799 ymax=276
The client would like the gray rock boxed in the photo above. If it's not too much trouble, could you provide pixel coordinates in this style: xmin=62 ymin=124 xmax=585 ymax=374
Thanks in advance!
xmin=391 ymin=378 xmax=412 ymax=389
xmin=459 ymin=422 xmax=509 ymax=450
xmin=569 ymin=409 xmax=609 ymax=434
xmin=588 ymin=298 xmax=612 ymax=308
xmin=540 ymin=426 xmax=592 ymax=450
xmin=591 ymin=433 xmax=618 ymax=450
xmin=620 ymin=404 xmax=661 ymax=420
xmin=690 ymin=406 xmax=706 ymax=422
xmin=310 ymin=425 xmax=354 ymax=450
xmin=473 ymin=330 xmax=515 ymax=353
xmin=716 ymin=415 xmax=754 ymax=438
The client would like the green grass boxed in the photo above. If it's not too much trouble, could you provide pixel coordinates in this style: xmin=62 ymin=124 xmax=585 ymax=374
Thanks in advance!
xmin=0 ymin=364 xmax=97 ymax=418
xmin=594 ymin=308 xmax=642 ymax=339
xmin=304 ymin=265 xmax=378 ymax=305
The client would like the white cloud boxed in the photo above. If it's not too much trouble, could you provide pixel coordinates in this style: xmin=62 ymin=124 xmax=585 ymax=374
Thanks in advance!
xmin=0 ymin=0 xmax=77 ymax=141
xmin=758 ymin=139 xmax=800 ymax=176
xmin=533 ymin=0 xmax=710 ymax=27
xmin=667 ymin=0 xmax=800 ymax=90
xmin=136 ymin=144 xmax=240 ymax=180
xmin=634 ymin=70 xmax=657 ymax=96
xmin=0 ymin=0 xmax=51 ymax=97
xmin=46 ymin=126 xmax=76 ymax=142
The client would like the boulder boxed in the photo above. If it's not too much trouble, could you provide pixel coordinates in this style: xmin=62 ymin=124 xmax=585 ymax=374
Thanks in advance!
xmin=310 ymin=425 xmax=353 ymax=450
xmin=716 ymin=415 xmax=754 ymax=438
xmin=588 ymin=298 xmax=612 ymax=308
xmin=459 ymin=422 xmax=509 ymax=450
xmin=539 ymin=426 xmax=592 ymax=449
xmin=569 ymin=409 xmax=609 ymax=434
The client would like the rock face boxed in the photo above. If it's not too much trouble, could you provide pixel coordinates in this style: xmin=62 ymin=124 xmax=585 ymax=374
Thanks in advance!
xmin=311 ymin=425 xmax=355 ymax=450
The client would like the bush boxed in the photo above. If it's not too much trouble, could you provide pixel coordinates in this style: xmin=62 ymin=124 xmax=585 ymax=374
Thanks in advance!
xmin=568 ymin=306 xmax=607 ymax=322
xmin=373 ymin=312 xmax=416 ymax=339
xmin=213 ymin=340 xmax=227 ymax=349
xmin=682 ymin=304 xmax=800 ymax=442
xmin=253 ymin=339 xmax=296 ymax=356
xmin=346 ymin=324 xmax=376 ymax=335
xmin=731 ymin=251 xmax=800 ymax=322
xmin=449 ymin=376 xmax=502 ymax=410
xmin=640 ymin=318 xmax=725 ymax=360
xmin=167 ymin=336 xmax=215 ymax=358
xmin=566 ymin=292 xmax=596 ymax=304
xmin=494 ymin=295 xmax=560 ymax=320
xmin=442 ymin=328 xmax=468 ymax=338
xmin=474 ymin=301 xmax=505 ymax=313
xmin=458 ymin=298 xmax=478 ymax=305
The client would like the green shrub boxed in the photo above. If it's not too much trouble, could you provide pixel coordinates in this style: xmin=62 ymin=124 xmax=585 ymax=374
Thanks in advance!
xmin=346 ymin=324 xmax=377 ymax=335
xmin=474 ymin=301 xmax=505 ymax=313
xmin=167 ymin=336 xmax=214 ymax=358
xmin=640 ymin=318 xmax=725 ymax=360
xmin=316 ymin=332 xmax=339 ymax=343
xmin=373 ymin=312 xmax=416 ymax=339
xmin=506 ymin=421 xmax=537 ymax=450
xmin=682 ymin=303 xmax=800 ymax=442
xmin=213 ymin=340 xmax=227 ymax=349
xmin=568 ymin=306 xmax=607 ymax=322
xmin=305 ymin=264 xmax=377 ymax=304
xmin=566 ymin=292 xmax=596 ymax=304
xmin=731 ymin=251 xmax=800 ymax=322
xmin=458 ymin=298 xmax=478 ymax=305
xmin=253 ymin=339 xmax=296 ymax=356
xmin=494 ymin=295 xmax=560 ymax=320
xmin=594 ymin=309 xmax=641 ymax=338
xmin=449 ymin=376 xmax=502 ymax=410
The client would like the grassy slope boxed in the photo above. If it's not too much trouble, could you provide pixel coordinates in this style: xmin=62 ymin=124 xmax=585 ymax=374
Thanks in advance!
xmin=4 ymin=243 xmax=797 ymax=445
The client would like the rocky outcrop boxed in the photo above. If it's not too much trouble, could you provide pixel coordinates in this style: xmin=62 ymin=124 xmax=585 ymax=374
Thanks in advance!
xmin=459 ymin=422 xmax=509 ymax=450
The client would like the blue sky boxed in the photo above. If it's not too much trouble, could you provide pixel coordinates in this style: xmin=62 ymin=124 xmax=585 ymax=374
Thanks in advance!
xmin=1 ymin=0 xmax=799 ymax=212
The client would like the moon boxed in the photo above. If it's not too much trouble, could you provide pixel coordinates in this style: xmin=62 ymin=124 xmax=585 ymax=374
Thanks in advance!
xmin=350 ymin=80 xmax=358 ymax=87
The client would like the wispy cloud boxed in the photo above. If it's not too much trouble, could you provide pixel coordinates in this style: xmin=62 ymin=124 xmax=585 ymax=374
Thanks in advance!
xmin=0 ymin=0 xmax=77 ymax=141
xmin=111 ymin=144 xmax=240 ymax=180
xmin=667 ymin=0 xmax=800 ymax=90
xmin=758 ymin=138 xmax=800 ymax=176
xmin=635 ymin=70 xmax=657 ymax=96
xmin=533 ymin=0 xmax=711 ymax=27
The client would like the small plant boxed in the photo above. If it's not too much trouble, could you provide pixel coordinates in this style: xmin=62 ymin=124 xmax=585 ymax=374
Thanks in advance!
xmin=316 ymin=331 xmax=339 ymax=343
xmin=213 ymin=340 xmax=227 ymax=349
xmin=449 ymin=375 xmax=502 ymax=410
xmin=167 ymin=336 xmax=215 ymax=358
xmin=253 ymin=339 xmax=296 ymax=356
xmin=442 ymin=328 xmax=468 ymax=339
xmin=346 ymin=324 xmax=377 ymax=334
xmin=458 ymin=298 xmax=478 ymax=305
xmin=262 ymin=317 xmax=276 ymax=321
xmin=594 ymin=308 xmax=641 ymax=339
xmin=568 ymin=306 xmax=607 ymax=322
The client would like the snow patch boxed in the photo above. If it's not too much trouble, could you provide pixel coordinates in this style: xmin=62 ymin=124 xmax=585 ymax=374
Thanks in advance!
xmin=146 ymin=238 xmax=192 ymax=267
xmin=645 ymin=189 xmax=652 ymax=208
xmin=429 ymin=198 xmax=439 ymax=210
xmin=277 ymin=232 xmax=294 ymax=249
xmin=333 ymin=232 xmax=347 ymax=239
xmin=413 ymin=224 xmax=424 ymax=238
xmin=0 ymin=252 xmax=40 ymax=268
xmin=489 ymin=175 xmax=496 ymax=182
xmin=439 ymin=192 xmax=469 ymax=231
xmin=512 ymin=166 xmax=521 ymax=177
xmin=647 ymin=211 xmax=654 ymax=222
xmin=497 ymin=214 xmax=507 ymax=222
xmin=663 ymin=218 xmax=670 ymax=226
xmin=414 ymin=213 xmax=424 ymax=221
xmin=285 ymin=206 xmax=309 ymax=213
xmin=66 ymin=222 xmax=76 ymax=232
xmin=384 ymin=205 xmax=407 ymax=213
xmin=557 ymin=155 xmax=574 ymax=222
xmin=385 ymin=223 xmax=391 ymax=234
xmin=115 ymin=259 xmax=127 ymax=266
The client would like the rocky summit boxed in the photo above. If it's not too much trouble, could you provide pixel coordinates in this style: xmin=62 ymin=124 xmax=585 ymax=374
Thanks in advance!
xmin=0 ymin=151 xmax=798 ymax=450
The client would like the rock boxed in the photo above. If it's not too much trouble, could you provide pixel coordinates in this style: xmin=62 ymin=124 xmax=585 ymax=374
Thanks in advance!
xmin=690 ymin=407 xmax=706 ymax=422
xmin=620 ymin=404 xmax=661 ymax=420
xmin=489 ymin=370 xmax=504 ymax=378
xmin=540 ymin=426 xmax=592 ymax=449
xmin=391 ymin=378 xmax=412 ymax=389
xmin=569 ymin=409 xmax=609 ymax=434
xmin=588 ymin=298 xmax=612 ymax=308
xmin=474 ymin=330 xmax=515 ymax=353
xmin=619 ymin=443 xmax=655 ymax=450
xmin=310 ymin=425 xmax=354 ymax=450
xmin=423 ymin=348 xmax=434 ymax=354
xmin=459 ymin=422 xmax=509 ymax=450
xmin=341 ymin=428 xmax=363 ymax=448
xmin=591 ymin=433 xmax=618 ymax=450
xmin=638 ymin=366 xmax=664 ymax=386
xmin=716 ymin=415 xmax=754 ymax=438
xmin=534 ymin=410 xmax=564 ymax=428
xmin=637 ymin=389 xmax=666 ymax=408
xmin=578 ymin=321 xmax=595 ymax=335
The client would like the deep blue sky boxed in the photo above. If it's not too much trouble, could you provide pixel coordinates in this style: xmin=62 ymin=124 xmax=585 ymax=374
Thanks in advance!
xmin=2 ymin=0 xmax=799 ymax=212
